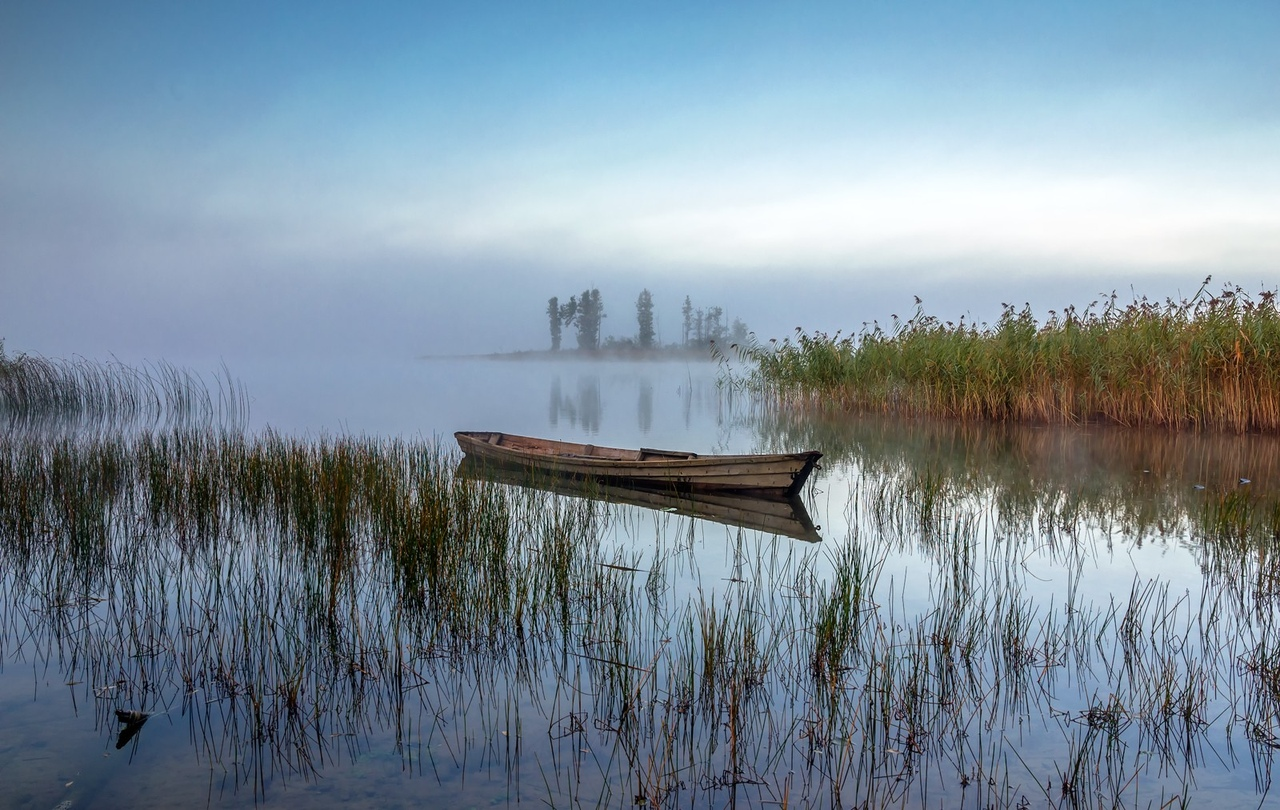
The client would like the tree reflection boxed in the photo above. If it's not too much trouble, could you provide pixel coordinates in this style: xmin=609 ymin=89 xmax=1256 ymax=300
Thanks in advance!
xmin=2 ymin=419 xmax=1278 ymax=807
xmin=548 ymin=374 xmax=602 ymax=433
xmin=638 ymin=378 xmax=653 ymax=434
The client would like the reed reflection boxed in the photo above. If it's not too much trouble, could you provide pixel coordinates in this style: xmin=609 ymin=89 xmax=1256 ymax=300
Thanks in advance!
xmin=749 ymin=408 xmax=1280 ymax=547
xmin=1 ymin=412 xmax=1278 ymax=807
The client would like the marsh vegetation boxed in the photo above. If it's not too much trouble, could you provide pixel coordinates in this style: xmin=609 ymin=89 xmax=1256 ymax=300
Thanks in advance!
xmin=1 ymin=348 xmax=1278 ymax=807
xmin=743 ymin=280 xmax=1280 ymax=432
xmin=0 ymin=340 xmax=246 ymax=432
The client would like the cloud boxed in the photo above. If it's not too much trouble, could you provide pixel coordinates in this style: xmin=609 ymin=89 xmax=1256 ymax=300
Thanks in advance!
xmin=369 ymin=163 xmax=1280 ymax=275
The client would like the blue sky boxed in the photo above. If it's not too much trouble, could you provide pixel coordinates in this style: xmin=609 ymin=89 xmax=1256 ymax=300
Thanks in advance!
xmin=3 ymin=1 xmax=1279 ymax=359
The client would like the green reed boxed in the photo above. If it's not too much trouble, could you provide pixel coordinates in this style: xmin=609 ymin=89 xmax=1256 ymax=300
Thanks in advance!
xmin=0 ymin=341 xmax=246 ymax=429
xmin=3 ymin=423 xmax=1280 ymax=808
xmin=742 ymin=278 xmax=1280 ymax=432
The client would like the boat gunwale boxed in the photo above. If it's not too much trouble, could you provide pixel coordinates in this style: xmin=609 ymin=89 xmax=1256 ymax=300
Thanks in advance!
xmin=455 ymin=431 xmax=821 ymax=496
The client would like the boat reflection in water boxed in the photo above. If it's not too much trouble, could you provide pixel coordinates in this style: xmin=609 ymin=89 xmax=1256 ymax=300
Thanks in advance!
xmin=456 ymin=456 xmax=823 ymax=543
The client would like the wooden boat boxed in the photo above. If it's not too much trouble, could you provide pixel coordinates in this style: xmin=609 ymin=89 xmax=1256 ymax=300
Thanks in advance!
xmin=457 ymin=457 xmax=822 ymax=542
xmin=454 ymin=431 xmax=821 ymax=497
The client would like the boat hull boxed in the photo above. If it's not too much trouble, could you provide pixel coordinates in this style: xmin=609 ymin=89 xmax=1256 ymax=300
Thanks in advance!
xmin=454 ymin=431 xmax=821 ymax=497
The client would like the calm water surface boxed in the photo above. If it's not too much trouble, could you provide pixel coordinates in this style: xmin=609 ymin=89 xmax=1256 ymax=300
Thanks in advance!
xmin=2 ymin=356 xmax=1278 ymax=808
xmin=234 ymin=356 xmax=746 ymax=449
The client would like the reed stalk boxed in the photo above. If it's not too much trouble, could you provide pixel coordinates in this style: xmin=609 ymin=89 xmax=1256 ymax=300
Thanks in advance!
xmin=3 ymin=416 xmax=1279 ymax=807
xmin=743 ymin=279 xmax=1280 ymax=432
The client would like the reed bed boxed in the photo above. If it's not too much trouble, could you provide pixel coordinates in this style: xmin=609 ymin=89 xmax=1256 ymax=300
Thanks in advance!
xmin=1 ymin=425 xmax=1278 ymax=807
xmin=0 ymin=340 xmax=246 ymax=431
xmin=743 ymin=280 xmax=1280 ymax=432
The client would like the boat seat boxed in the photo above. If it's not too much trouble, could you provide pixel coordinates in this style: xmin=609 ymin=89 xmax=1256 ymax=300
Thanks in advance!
xmin=639 ymin=448 xmax=698 ymax=460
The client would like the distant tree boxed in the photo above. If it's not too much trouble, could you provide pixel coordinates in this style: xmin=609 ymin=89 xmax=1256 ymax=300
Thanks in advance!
xmin=575 ymin=288 xmax=603 ymax=350
xmin=547 ymin=296 xmax=562 ymax=351
xmin=636 ymin=289 xmax=655 ymax=349
xmin=560 ymin=296 xmax=578 ymax=331
xmin=705 ymin=306 xmax=725 ymax=344
xmin=681 ymin=296 xmax=693 ymax=346
xmin=575 ymin=290 xmax=590 ymax=349
xmin=590 ymin=289 xmax=604 ymax=346
xmin=602 ymin=335 xmax=636 ymax=349
xmin=674 ymin=297 xmax=748 ymax=349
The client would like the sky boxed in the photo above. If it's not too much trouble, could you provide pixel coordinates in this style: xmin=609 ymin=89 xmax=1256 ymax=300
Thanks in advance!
xmin=2 ymin=1 xmax=1279 ymax=362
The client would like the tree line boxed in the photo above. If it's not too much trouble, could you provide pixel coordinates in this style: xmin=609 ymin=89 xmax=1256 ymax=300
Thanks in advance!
xmin=546 ymin=289 xmax=604 ymax=351
xmin=545 ymin=289 xmax=747 ymax=351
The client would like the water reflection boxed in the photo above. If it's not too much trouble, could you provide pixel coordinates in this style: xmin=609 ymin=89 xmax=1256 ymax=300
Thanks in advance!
xmin=750 ymin=407 xmax=1280 ymax=549
xmin=548 ymin=374 xmax=603 ymax=433
xmin=549 ymin=375 xmax=561 ymax=426
xmin=5 ymin=370 xmax=1280 ymax=808
xmin=546 ymin=370 xmax=719 ymax=442
xmin=457 ymin=457 xmax=822 ymax=542
xmin=638 ymin=378 xmax=653 ymax=434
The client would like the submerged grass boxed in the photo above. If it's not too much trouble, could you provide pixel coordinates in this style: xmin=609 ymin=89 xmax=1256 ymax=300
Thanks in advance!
xmin=741 ymin=279 xmax=1280 ymax=432
xmin=2 ymin=420 xmax=1279 ymax=807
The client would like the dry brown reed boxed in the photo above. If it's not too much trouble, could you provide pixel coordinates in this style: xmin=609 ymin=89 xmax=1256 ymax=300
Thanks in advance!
xmin=745 ymin=279 xmax=1280 ymax=432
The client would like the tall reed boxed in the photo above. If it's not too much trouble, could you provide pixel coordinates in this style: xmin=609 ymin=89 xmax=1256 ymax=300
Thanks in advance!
xmin=4 ymin=420 xmax=1279 ymax=807
xmin=743 ymin=279 xmax=1280 ymax=432
xmin=0 ymin=340 xmax=246 ymax=429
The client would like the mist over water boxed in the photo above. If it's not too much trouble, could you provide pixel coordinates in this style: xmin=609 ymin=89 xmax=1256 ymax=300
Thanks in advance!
xmin=231 ymin=355 xmax=745 ymax=450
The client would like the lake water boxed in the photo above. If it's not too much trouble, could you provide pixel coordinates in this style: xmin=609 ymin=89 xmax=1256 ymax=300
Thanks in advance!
xmin=2 ymin=355 xmax=1278 ymax=808
xmin=230 ymin=356 xmax=754 ymax=450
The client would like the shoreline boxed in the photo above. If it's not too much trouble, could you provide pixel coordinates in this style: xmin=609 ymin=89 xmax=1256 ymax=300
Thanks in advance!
xmin=420 ymin=347 xmax=721 ymax=362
